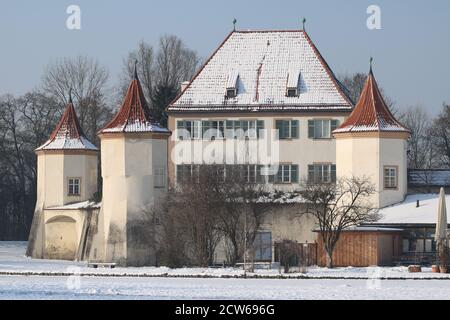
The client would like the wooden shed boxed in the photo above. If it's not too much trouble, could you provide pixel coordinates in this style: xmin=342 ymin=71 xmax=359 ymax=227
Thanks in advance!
xmin=316 ymin=227 xmax=403 ymax=267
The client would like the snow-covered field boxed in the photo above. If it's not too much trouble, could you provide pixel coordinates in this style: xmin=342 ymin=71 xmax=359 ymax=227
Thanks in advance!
xmin=1 ymin=242 xmax=450 ymax=299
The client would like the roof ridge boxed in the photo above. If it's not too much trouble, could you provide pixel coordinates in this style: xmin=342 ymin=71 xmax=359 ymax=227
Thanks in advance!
xmin=302 ymin=31 xmax=354 ymax=107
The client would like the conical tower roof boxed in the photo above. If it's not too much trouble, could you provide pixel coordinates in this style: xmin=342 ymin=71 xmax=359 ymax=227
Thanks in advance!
xmin=100 ymin=63 xmax=169 ymax=134
xmin=333 ymin=68 xmax=410 ymax=134
xmin=36 ymin=96 xmax=98 ymax=151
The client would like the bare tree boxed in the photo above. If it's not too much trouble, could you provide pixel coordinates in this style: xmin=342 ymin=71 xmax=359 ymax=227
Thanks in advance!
xmin=42 ymin=55 xmax=111 ymax=142
xmin=167 ymin=166 xmax=222 ymax=267
xmin=302 ymin=176 xmax=379 ymax=268
xmin=213 ymin=166 xmax=276 ymax=266
xmin=120 ymin=35 xmax=200 ymax=124
xmin=339 ymin=72 xmax=399 ymax=115
xmin=430 ymin=103 xmax=450 ymax=167
xmin=0 ymin=92 xmax=61 ymax=239
xmin=121 ymin=41 xmax=155 ymax=104
xmin=398 ymin=105 xmax=435 ymax=169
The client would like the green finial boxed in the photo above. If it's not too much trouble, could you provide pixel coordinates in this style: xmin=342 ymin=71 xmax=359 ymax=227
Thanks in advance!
xmin=302 ymin=17 xmax=306 ymax=31
xmin=369 ymin=56 xmax=373 ymax=73
xmin=233 ymin=18 xmax=237 ymax=31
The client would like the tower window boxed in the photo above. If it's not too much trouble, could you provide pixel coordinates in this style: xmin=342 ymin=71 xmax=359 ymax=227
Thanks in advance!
xmin=384 ymin=166 xmax=398 ymax=189
xmin=68 ymin=178 xmax=81 ymax=196
xmin=154 ymin=167 xmax=166 ymax=188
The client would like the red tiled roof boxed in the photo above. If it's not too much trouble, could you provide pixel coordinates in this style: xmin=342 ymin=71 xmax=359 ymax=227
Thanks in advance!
xmin=36 ymin=98 xmax=98 ymax=151
xmin=100 ymin=69 xmax=169 ymax=134
xmin=333 ymin=70 xmax=410 ymax=134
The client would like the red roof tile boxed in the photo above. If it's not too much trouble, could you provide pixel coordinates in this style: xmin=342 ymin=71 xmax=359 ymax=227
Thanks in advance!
xmin=100 ymin=68 xmax=169 ymax=134
xmin=36 ymin=98 xmax=98 ymax=151
xmin=333 ymin=70 xmax=410 ymax=134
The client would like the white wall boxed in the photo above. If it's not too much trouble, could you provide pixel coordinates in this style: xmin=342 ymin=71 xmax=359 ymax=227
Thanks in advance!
xmin=336 ymin=135 xmax=408 ymax=209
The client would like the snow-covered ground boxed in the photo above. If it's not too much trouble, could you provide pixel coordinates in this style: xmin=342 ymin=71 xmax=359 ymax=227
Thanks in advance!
xmin=1 ymin=242 xmax=450 ymax=299
xmin=3 ymin=275 xmax=450 ymax=300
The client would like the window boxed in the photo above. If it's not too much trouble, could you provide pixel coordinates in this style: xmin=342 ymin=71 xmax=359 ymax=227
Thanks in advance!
xmin=308 ymin=119 xmax=339 ymax=139
xmin=154 ymin=167 xmax=166 ymax=188
xmin=68 ymin=178 xmax=80 ymax=196
xmin=225 ymin=120 xmax=264 ymax=139
xmin=226 ymin=71 xmax=239 ymax=99
xmin=254 ymin=231 xmax=272 ymax=262
xmin=286 ymin=70 xmax=300 ymax=97
xmin=275 ymin=120 xmax=299 ymax=139
xmin=384 ymin=166 xmax=398 ymax=189
xmin=177 ymin=120 xmax=201 ymax=140
xmin=286 ymin=88 xmax=298 ymax=97
xmin=269 ymin=164 xmax=299 ymax=184
xmin=226 ymin=88 xmax=237 ymax=98
xmin=308 ymin=164 xmax=336 ymax=184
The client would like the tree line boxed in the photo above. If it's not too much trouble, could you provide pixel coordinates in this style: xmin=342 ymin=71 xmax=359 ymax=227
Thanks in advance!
xmin=0 ymin=35 xmax=200 ymax=240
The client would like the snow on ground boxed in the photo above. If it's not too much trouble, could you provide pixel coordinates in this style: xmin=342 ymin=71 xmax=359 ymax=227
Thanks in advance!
xmin=2 ymin=275 xmax=450 ymax=300
xmin=1 ymin=242 xmax=450 ymax=299
xmin=1 ymin=242 xmax=450 ymax=279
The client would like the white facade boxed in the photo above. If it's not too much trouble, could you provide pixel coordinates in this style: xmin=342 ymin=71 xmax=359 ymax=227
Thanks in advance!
xmin=335 ymin=133 xmax=409 ymax=209
xmin=89 ymin=133 xmax=168 ymax=266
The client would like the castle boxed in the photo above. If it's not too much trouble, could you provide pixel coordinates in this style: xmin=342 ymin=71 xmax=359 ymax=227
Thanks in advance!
xmin=26 ymin=29 xmax=410 ymax=266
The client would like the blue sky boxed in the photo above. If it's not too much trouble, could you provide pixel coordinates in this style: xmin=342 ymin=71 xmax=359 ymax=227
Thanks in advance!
xmin=0 ymin=0 xmax=449 ymax=114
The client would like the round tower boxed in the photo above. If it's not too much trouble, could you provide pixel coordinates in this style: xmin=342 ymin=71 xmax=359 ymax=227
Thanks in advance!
xmin=95 ymin=64 xmax=170 ymax=266
xmin=333 ymin=65 xmax=410 ymax=209
xmin=27 ymin=96 xmax=99 ymax=258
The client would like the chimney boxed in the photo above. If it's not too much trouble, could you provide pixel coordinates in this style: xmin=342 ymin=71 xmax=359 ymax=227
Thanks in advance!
xmin=416 ymin=200 xmax=420 ymax=208
xmin=181 ymin=81 xmax=190 ymax=92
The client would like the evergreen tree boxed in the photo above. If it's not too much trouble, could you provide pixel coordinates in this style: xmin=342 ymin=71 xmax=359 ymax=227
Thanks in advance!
xmin=151 ymin=83 xmax=178 ymax=127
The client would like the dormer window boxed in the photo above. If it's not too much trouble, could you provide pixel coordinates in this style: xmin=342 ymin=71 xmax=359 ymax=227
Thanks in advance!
xmin=226 ymin=71 xmax=239 ymax=99
xmin=226 ymin=88 xmax=237 ymax=98
xmin=287 ymin=88 xmax=298 ymax=97
xmin=286 ymin=69 xmax=300 ymax=97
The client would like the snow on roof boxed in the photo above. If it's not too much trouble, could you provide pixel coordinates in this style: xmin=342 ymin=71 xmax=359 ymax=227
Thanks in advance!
xmin=46 ymin=200 xmax=101 ymax=210
xmin=375 ymin=193 xmax=450 ymax=225
xmin=287 ymin=69 xmax=300 ymax=89
xmin=409 ymin=170 xmax=450 ymax=187
xmin=226 ymin=70 xmax=239 ymax=89
xmin=36 ymin=100 xmax=98 ymax=151
xmin=168 ymin=30 xmax=353 ymax=112
xmin=100 ymin=69 xmax=170 ymax=134
xmin=333 ymin=70 xmax=410 ymax=134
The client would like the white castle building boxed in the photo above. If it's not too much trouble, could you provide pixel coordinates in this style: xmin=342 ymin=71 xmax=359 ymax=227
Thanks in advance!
xmin=27 ymin=29 xmax=411 ymax=266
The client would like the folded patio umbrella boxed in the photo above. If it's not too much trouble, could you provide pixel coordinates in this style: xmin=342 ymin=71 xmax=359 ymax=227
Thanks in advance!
xmin=435 ymin=187 xmax=448 ymax=242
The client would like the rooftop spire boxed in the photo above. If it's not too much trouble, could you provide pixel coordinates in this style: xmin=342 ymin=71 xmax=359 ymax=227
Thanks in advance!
xmin=133 ymin=59 xmax=138 ymax=80
xmin=232 ymin=18 xmax=237 ymax=31
xmin=100 ymin=65 xmax=170 ymax=134
xmin=369 ymin=56 xmax=373 ymax=74
xmin=302 ymin=17 xmax=306 ymax=31
xmin=36 ymin=99 xmax=97 ymax=151
xmin=68 ymin=88 xmax=73 ymax=104
xmin=333 ymin=69 xmax=410 ymax=134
